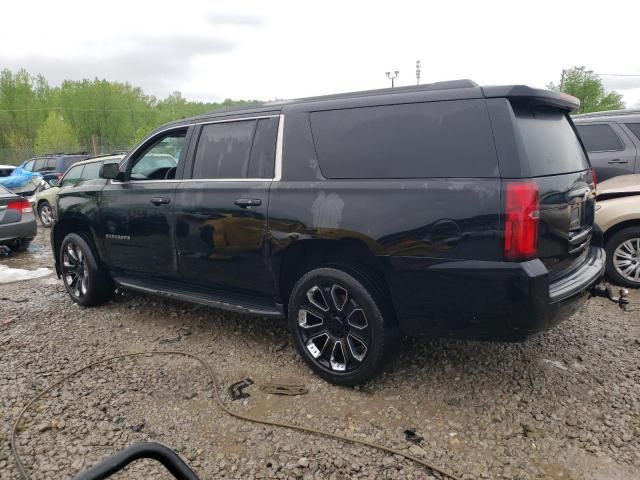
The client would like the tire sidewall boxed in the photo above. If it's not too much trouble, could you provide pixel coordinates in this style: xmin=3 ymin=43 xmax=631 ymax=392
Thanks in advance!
xmin=38 ymin=201 xmax=52 ymax=227
xmin=288 ymin=267 xmax=387 ymax=386
xmin=605 ymin=227 xmax=640 ymax=288
xmin=60 ymin=233 xmax=107 ymax=306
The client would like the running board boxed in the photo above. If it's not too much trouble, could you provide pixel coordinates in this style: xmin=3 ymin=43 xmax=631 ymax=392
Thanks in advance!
xmin=113 ymin=276 xmax=285 ymax=319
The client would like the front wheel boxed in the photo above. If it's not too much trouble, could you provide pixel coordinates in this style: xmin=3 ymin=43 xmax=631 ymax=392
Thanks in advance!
xmin=60 ymin=233 xmax=114 ymax=306
xmin=606 ymin=227 xmax=640 ymax=288
xmin=288 ymin=267 xmax=394 ymax=386
xmin=38 ymin=201 xmax=54 ymax=227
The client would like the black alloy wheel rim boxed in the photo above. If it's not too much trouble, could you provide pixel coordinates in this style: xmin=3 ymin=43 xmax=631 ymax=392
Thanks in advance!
xmin=62 ymin=242 xmax=89 ymax=298
xmin=296 ymin=282 xmax=371 ymax=373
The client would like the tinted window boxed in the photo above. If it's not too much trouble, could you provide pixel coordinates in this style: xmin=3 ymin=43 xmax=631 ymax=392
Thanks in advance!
xmin=80 ymin=161 xmax=102 ymax=181
xmin=131 ymin=131 xmax=184 ymax=180
xmin=514 ymin=106 xmax=589 ymax=175
xmin=575 ymin=123 xmax=623 ymax=152
xmin=61 ymin=156 xmax=83 ymax=171
xmin=33 ymin=159 xmax=46 ymax=171
xmin=625 ymin=123 xmax=640 ymax=142
xmin=310 ymin=100 xmax=498 ymax=179
xmin=46 ymin=158 xmax=57 ymax=169
xmin=60 ymin=165 xmax=84 ymax=187
xmin=193 ymin=120 xmax=256 ymax=179
xmin=248 ymin=117 xmax=278 ymax=178
xmin=0 ymin=168 xmax=14 ymax=177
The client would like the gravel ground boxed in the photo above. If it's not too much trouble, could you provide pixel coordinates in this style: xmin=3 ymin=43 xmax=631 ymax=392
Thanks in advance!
xmin=1 ymin=227 xmax=639 ymax=480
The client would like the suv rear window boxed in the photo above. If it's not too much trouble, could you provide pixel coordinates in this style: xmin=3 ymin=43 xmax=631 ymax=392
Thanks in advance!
xmin=513 ymin=106 xmax=589 ymax=176
xmin=310 ymin=99 xmax=498 ymax=179
xmin=575 ymin=124 xmax=623 ymax=152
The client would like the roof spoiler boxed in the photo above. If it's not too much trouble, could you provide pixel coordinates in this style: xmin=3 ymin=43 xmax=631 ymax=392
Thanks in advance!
xmin=482 ymin=85 xmax=580 ymax=112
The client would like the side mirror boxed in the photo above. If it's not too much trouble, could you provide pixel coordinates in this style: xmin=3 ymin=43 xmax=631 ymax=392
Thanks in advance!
xmin=100 ymin=162 xmax=121 ymax=180
xmin=48 ymin=178 xmax=59 ymax=187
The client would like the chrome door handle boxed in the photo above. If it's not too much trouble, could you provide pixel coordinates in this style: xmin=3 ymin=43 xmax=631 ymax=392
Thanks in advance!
xmin=150 ymin=197 xmax=171 ymax=206
xmin=608 ymin=159 xmax=628 ymax=164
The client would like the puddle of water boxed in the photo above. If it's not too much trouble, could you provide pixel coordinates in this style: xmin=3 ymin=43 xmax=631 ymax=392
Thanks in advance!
xmin=0 ymin=264 xmax=52 ymax=284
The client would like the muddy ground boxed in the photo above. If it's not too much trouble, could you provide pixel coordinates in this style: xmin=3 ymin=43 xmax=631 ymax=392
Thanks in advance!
xmin=1 ymin=227 xmax=639 ymax=479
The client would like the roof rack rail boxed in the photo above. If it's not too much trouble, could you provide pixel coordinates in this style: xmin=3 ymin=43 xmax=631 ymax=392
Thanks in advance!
xmin=573 ymin=108 xmax=640 ymax=118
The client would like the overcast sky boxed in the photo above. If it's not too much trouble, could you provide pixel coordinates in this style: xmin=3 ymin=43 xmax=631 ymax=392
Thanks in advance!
xmin=1 ymin=0 xmax=639 ymax=106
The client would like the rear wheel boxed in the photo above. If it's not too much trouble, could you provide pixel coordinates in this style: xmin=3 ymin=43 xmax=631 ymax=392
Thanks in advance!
xmin=288 ymin=267 xmax=393 ymax=386
xmin=605 ymin=226 xmax=640 ymax=288
xmin=60 ymin=233 xmax=114 ymax=306
xmin=38 ymin=201 xmax=54 ymax=227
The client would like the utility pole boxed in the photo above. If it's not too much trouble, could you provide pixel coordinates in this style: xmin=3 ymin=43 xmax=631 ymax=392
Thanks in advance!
xmin=559 ymin=69 xmax=566 ymax=92
xmin=416 ymin=60 xmax=422 ymax=85
xmin=385 ymin=70 xmax=399 ymax=88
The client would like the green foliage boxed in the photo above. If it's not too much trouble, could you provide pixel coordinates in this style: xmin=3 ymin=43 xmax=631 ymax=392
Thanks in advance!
xmin=548 ymin=66 xmax=625 ymax=113
xmin=34 ymin=112 xmax=79 ymax=154
xmin=0 ymin=69 xmax=258 ymax=164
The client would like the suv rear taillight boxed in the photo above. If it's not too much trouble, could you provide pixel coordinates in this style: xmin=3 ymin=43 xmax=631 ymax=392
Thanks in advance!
xmin=8 ymin=199 xmax=33 ymax=214
xmin=504 ymin=181 xmax=539 ymax=260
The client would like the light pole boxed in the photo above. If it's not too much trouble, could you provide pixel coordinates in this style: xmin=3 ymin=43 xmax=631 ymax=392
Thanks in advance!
xmin=416 ymin=60 xmax=421 ymax=85
xmin=385 ymin=70 xmax=399 ymax=88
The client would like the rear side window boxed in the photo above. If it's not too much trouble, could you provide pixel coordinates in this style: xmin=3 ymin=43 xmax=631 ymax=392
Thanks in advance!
xmin=46 ymin=158 xmax=56 ymax=169
xmin=514 ymin=106 xmax=589 ymax=176
xmin=33 ymin=159 xmax=46 ymax=171
xmin=575 ymin=124 xmax=623 ymax=152
xmin=625 ymin=123 xmax=640 ymax=142
xmin=193 ymin=120 xmax=256 ymax=179
xmin=309 ymin=100 xmax=498 ymax=179
xmin=248 ymin=117 xmax=278 ymax=178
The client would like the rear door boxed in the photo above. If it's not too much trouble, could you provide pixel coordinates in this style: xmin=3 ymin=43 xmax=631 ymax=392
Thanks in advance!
xmin=510 ymin=103 xmax=595 ymax=275
xmin=174 ymin=115 xmax=279 ymax=297
xmin=100 ymin=127 xmax=190 ymax=277
xmin=575 ymin=122 xmax=636 ymax=181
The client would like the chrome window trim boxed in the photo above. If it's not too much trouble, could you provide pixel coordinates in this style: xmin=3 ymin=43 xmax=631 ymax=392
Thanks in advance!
xmin=111 ymin=113 xmax=283 ymax=185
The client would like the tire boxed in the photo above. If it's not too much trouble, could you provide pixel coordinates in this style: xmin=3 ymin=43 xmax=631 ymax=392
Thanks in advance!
xmin=60 ymin=232 xmax=114 ymax=306
xmin=605 ymin=226 xmax=640 ymax=288
xmin=38 ymin=201 xmax=54 ymax=227
xmin=288 ymin=266 xmax=394 ymax=386
xmin=10 ymin=239 xmax=31 ymax=251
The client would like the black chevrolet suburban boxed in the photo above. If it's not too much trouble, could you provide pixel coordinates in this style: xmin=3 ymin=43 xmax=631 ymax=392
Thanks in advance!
xmin=52 ymin=80 xmax=604 ymax=385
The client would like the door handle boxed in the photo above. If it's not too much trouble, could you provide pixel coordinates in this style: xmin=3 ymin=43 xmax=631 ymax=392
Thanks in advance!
xmin=150 ymin=197 xmax=171 ymax=206
xmin=608 ymin=158 xmax=628 ymax=164
xmin=234 ymin=198 xmax=262 ymax=208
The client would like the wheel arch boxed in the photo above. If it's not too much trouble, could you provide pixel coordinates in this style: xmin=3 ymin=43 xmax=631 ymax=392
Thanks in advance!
xmin=276 ymin=238 xmax=397 ymax=324
xmin=52 ymin=216 xmax=102 ymax=275
xmin=603 ymin=219 xmax=640 ymax=246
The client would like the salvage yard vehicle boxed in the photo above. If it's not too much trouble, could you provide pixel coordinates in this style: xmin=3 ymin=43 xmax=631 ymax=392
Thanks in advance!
xmin=33 ymin=154 xmax=124 ymax=227
xmin=52 ymin=80 xmax=605 ymax=385
xmin=595 ymin=174 xmax=640 ymax=288
xmin=573 ymin=110 xmax=640 ymax=182
xmin=20 ymin=153 xmax=90 ymax=183
xmin=0 ymin=184 xmax=36 ymax=250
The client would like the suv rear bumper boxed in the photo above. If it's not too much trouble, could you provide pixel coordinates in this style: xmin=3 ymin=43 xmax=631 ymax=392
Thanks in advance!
xmin=386 ymin=246 xmax=605 ymax=340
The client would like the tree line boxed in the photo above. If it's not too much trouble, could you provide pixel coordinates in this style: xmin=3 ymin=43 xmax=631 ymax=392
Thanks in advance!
xmin=0 ymin=66 xmax=627 ymax=165
xmin=0 ymin=68 xmax=257 ymax=164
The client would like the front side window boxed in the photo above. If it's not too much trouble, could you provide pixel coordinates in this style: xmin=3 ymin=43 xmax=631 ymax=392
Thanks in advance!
xmin=130 ymin=130 xmax=185 ymax=180
xmin=80 ymin=161 xmax=102 ymax=184
xmin=60 ymin=165 xmax=84 ymax=188
xmin=46 ymin=158 xmax=57 ymax=169
xmin=192 ymin=120 xmax=256 ymax=179
xmin=575 ymin=124 xmax=624 ymax=152
xmin=23 ymin=160 xmax=35 ymax=171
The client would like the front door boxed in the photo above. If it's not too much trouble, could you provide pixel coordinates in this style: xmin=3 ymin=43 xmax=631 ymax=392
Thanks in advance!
xmin=174 ymin=115 xmax=280 ymax=297
xmin=100 ymin=127 xmax=191 ymax=277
